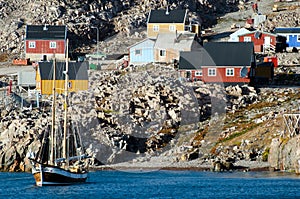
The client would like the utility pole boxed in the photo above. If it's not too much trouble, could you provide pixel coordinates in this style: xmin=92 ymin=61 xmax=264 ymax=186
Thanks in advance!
xmin=91 ymin=26 xmax=99 ymax=68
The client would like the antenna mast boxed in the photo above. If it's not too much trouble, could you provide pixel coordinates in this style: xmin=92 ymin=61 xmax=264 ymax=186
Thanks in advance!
xmin=63 ymin=39 xmax=69 ymax=167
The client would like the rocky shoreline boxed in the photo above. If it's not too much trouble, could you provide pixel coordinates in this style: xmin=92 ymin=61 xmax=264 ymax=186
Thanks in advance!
xmin=91 ymin=159 xmax=271 ymax=173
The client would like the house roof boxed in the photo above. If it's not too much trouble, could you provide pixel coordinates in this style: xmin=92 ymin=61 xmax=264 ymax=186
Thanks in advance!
xmin=274 ymin=27 xmax=300 ymax=34
xmin=239 ymin=30 xmax=277 ymax=38
xmin=203 ymin=42 xmax=254 ymax=66
xmin=229 ymin=28 xmax=252 ymax=38
xmin=179 ymin=49 xmax=213 ymax=70
xmin=147 ymin=9 xmax=187 ymax=24
xmin=26 ymin=25 xmax=67 ymax=40
xmin=154 ymin=32 xmax=196 ymax=51
xmin=38 ymin=61 xmax=88 ymax=80
xmin=179 ymin=42 xmax=254 ymax=69
xmin=128 ymin=38 xmax=156 ymax=49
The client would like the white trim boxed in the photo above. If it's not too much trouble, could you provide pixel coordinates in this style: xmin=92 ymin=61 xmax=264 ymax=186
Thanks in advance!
xmin=50 ymin=41 xmax=57 ymax=49
xmin=153 ymin=25 xmax=159 ymax=32
xmin=226 ymin=68 xmax=234 ymax=76
xmin=134 ymin=49 xmax=142 ymax=56
xmin=169 ymin=25 xmax=176 ymax=32
xmin=244 ymin=36 xmax=251 ymax=42
xmin=208 ymin=68 xmax=216 ymax=76
xmin=29 ymin=41 xmax=36 ymax=48
xmin=159 ymin=49 xmax=166 ymax=57
xmin=195 ymin=70 xmax=202 ymax=76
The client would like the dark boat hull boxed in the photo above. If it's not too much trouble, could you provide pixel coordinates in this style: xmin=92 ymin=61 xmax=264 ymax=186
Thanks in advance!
xmin=32 ymin=164 xmax=88 ymax=186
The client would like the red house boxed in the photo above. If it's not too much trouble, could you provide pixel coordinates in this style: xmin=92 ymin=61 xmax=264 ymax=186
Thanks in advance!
xmin=178 ymin=42 xmax=255 ymax=84
xmin=25 ymin=25 xmax=67 ymax=61
xmin=238 ymin=31 xmax=286 ymax=53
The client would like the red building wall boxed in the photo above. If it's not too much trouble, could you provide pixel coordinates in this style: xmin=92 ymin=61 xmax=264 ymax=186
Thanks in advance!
xmin=26 ymin=40 xmax=65 ymax=54
xmin=202 ymin=67 xmax=251 ymax=83
xmin=238 ymin=33 xmax=276 ymax=53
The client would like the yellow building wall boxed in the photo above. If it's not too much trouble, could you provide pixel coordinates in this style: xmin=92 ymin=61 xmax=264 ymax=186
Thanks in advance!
xmin=40 ymin=80 xmax=88 ymax=95
xmin=147 ymin=23 xmax=185 ymax=38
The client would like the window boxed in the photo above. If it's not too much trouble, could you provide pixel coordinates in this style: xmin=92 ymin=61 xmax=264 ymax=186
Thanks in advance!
xmin=159 ymin=49 xmax=166 ymax=57
xmin=195 ymin=70 xmax=202 ymax=76
xmin=226 ymin=68 xmax=234 ymax=76
xmin=29 ymin=41 xmax=35 ymax=48
xmin=244 ymin=37 xmax=251 ymax=42
xmin=169 ymin=25 xmax=176 ymax=32
xmin=208 ymin=68 xmax=216 ymax=76
xmin=50 ymin=41 xmax=56 ymax=49
xmin=68 ymin=81 xmax=72 ymax=89
xmin=298 ymin=35 xmax=300 ymax=42
xmin=153 ymin=25 xmax=159 ymax=32
xmin=135 ymin=49 xmax=141 ymax=56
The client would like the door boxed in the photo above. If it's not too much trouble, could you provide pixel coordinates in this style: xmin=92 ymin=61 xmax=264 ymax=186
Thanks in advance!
xmin=264 ymin=36 xmax=271 ymax=48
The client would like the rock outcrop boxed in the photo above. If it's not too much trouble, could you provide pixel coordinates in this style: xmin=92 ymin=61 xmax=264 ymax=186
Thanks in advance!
xmin=0 ymin=0 xmax=245 ymax=59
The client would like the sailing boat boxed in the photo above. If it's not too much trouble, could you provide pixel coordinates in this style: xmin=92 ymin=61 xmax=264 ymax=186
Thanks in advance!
xmin=29 ymin=40 xmax=89 ymax=186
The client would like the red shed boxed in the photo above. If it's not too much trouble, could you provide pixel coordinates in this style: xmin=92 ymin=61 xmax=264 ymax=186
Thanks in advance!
xmin=25 ymin=25 xmax=67 ymax=61
xmin=238 ymin=31 xmax=277 ymax=53
xmin=178 ymin=42 xmax=255 ymax=84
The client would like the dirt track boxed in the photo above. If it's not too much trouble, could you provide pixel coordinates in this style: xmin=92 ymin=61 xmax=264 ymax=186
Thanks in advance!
xmin=0 ymin=64 xmax=34 ymax=76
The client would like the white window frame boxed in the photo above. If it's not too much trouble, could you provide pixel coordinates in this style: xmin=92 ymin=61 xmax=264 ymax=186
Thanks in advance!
xmin=135 ymin=49 xmax=142 ymax=56
xmin=297 ymin=35 xmax=300 ymax=42
xmin=226 ymin=68 xmax=235 ymax=76
xmin=153 ymin=25 xmax=159 ymax=32
xmin=29 ymin=41 xmax=36 ymax=48
xmin=208 ymin=68 xmax=216 ymax=76
xmin=50 ymin=41 xmax=57 ymax=49
xmin=169 ymin=25 xmax=176 ymax=32
xmin=159 ymin=49 xmax=166 ymax=57
xmin=195 ymin=70 xmax=202 ymax=76
xmin=244 ymin=36 xmax=251 ymax=42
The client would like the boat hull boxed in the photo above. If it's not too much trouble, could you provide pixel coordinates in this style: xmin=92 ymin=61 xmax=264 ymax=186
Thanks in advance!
xmin=32 ymin=164 xmax=88 ymax=186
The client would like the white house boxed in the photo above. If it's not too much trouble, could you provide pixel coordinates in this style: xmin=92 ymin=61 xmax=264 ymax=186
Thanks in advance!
xmin=228 ymin=28 xmax=251 ymax=42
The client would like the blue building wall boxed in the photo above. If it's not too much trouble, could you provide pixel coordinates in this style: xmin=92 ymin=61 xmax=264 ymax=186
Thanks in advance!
xmin=275 ymin=28 xmax=300 ymax=48
xmin=287 ymin=35 xmax=300 ymax=48
xmin=129 ymin=39 xmax=155 ymax=64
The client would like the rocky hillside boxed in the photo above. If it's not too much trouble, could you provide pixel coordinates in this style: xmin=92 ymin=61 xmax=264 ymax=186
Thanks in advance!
xmin=1 ymin=64 xmax=300 ymax=172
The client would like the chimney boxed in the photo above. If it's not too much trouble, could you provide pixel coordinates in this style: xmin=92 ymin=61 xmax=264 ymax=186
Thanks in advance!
xmin=43 ymin=24 xmax=48 ymax=31
xmin=166 ymin=6 xmax=169 ymax=15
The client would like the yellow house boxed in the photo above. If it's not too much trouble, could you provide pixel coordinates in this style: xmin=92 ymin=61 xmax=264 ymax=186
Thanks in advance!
xmin=36 ymin=61 xmax=89 ymax=95
xmin=147 ymin=9 xmax=200 ymax=38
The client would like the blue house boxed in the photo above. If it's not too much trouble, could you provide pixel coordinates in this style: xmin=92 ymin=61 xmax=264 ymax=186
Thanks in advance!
xmin=128 ymin=38 xmax=155 ymax=65
xmin=274 ymin=27 xmax=300 ymax=49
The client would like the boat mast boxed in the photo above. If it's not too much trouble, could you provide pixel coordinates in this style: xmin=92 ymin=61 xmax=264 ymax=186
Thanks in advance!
xmin=50 ymin=59 xmax=56 ymax=165
xmin=63 ymin=39 xmax=69 ymax=167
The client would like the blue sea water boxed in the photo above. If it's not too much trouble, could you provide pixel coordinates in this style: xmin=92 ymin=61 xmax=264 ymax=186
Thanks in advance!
xmin=0 ymin=170 xmax=300 ymax=199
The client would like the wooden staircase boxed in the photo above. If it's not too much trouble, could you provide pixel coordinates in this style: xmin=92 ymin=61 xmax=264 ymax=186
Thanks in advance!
xmin=263 ymin=44 xmax=276 ymax=54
